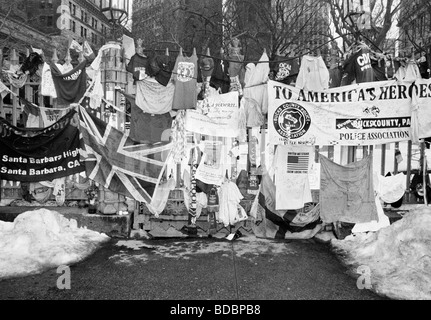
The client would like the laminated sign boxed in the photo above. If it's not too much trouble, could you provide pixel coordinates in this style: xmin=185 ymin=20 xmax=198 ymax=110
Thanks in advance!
xmin=185 ymin=92 xmax=239 ymax=137
xmin=267 ymin=79 xmax=417 ymax=146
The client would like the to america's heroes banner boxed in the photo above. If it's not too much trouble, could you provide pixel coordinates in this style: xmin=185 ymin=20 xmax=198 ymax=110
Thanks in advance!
xmin=267 ymin=79 xmax=419 ymax=146
xmin=0 ymin=110 xmax=84 ymax=182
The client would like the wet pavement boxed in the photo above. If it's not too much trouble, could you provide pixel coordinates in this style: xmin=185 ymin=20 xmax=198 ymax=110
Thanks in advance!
xmin=0 ymin=233 xmax=386 ymax=302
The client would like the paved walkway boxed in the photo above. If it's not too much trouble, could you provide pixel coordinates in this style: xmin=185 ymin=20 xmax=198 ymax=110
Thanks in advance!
xmin=0 ymin=233 xmax=386 ymax=301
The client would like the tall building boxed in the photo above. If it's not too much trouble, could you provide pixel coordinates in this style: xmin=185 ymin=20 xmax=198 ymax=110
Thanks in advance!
xmin=0 ymin=1 xmax=55 ymax=58
xmin=132 ymin=0 xmax=223 ymax=55
xmin=398 ymin=0 xmax=431 ymax=56
xmin=25 ymin=0 xmax=113 ymax=49
xmin=222 ymin=0 xmax=331 ymax=61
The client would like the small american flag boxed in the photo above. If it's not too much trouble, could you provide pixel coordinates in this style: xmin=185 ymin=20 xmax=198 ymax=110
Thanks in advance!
xmin=287 ymin=152 xmax=310 ymax=173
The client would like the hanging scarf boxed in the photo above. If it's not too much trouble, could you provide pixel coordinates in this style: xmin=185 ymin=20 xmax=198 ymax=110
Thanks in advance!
xmin=171 ymin=110 xmax=187 ymax=163
xmin=189 ymin=157 xmax=198 ymax=224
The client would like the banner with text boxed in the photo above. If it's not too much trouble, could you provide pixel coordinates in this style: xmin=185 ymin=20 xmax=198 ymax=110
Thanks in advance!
xmin=185 ymin=92 xmax=239 ymax=138
xmin=414 ymin=78 xmax=431 ymax=140
xmin=267 ymin=79 xmax=416 ymax=146
xmin=0 ymin=110 xmax=84 ymax=182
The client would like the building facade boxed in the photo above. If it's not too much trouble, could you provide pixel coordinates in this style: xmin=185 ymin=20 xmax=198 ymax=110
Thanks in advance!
xmin=398 ymin=0 xmax=431 ymax=56
xmin=132 ymin=0 xmax=223 ymax=55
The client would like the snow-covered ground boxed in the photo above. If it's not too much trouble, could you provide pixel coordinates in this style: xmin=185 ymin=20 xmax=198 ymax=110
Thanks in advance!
xmin=331 ymin=206 xmax=431 ymax=300
xmin=0 ymin=208 xmax=110 ymax=280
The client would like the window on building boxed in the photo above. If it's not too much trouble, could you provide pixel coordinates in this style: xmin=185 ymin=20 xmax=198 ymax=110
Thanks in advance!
xmin=81 ymin=26 xmax=87 ymax=38
xmin=71 ymin=20 xmax=76 ymax=32
xmin=40 ymin=0 xmax=46 ymax=9
xmin=47 ymin=0 xmax=53 ymax=8
xmin=92 ymin=33 xmax=98 ymax=44
xmin=72 ymin=4 xmax=76 ymax=16
xmin=40 ymin=16 xmax=46 ymax=24
xmin=47 ymin=15 xmax=53 ymax=27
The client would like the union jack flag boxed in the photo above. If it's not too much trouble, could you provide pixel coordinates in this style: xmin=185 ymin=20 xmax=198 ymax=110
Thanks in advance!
xmin=79 ymin=106 xmax=172 ymax=204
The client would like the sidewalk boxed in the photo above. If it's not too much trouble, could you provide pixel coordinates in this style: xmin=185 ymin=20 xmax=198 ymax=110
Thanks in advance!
xmin=0 ymin=233 xmax=386 ymax=300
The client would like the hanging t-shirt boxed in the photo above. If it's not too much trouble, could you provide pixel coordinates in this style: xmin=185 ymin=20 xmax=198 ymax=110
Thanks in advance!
xmin=135 ymin=77 xmax=175 ymax=114
xmin=394 ymin=60 xmax=422 ymax=81
xmin=217 ymin=179 xmax=244 ymax=227
xmin=342 ymin=47 xmax=374 ymax=84
xmin=371 ymin=56 xmax=387 ymax=81
xmin=243 ymin=51 xmax=270 ymax=115
xmin=418 ymin=55 xmax=429 ymax=78
xmin=50 ymin=60 xmax=87 ymax=105
xmin=272 ymin=55 xmax=300 ymax=83
xmin=274 ymin=145 xmax=313 ymax=210
xmin=319 ymin=154 xmax=378 ymax=224
xmin=211 ymin=58 xmax=230 ymax=93
xmin=296 ymin=55 xmax=329 ymax=91
xmin=126 ymin=53 xmax=149 ymax=82
xmin=40 ymin=62 xmax=57 ymax=98
xmin=172 ymin=51 xmax=198 ymax=110
xmin=328 ymin=67 xmax=342 ymax=88
xmin=130 ymin=111 xmax=173 ymax=144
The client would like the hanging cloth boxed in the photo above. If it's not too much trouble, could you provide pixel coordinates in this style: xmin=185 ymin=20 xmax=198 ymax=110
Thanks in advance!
xmin=341 ymin=46 xmax=374 ymax=85
xmin=145 ymin=177 xmax=176 ymax=217
xmin=171 ymin=110 xmax=187 ymax=163
xmin=172 ymin=49 xmax=198 ymax=110
xmin=40 ymin=63 xmax=57 ymax=98
xmin=189 ymin=153 xmax=198 ymax=223
xmin=243 ymin=51 xmax=270 ymax=115
xmin=319 ymin=154 xmax=378 ymax=224
xmin=135 ymin=78 xmax=175 ymax=114
xmin=217 ymin=178 xmax=244 ymax=227
xmin=273 ymin=145 xmax=314 ymax=210
xmin=394 ymin=60 xmax=422 ymax=81
xmin=6 ymin=65 xmax=27 ymax=89
xmin=50 ymin=59 xmax=87 ymax=105
xmin=296 ymin=55 xmax=329 ymax=91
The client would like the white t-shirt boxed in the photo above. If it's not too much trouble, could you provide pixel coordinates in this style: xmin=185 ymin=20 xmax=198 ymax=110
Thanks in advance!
xmin=40 ymin=63 xmax=57 ymax=98
xmin=217 ymin=180 xmax=243 ymax=227
xmin=135 ymin=78 xmax=175 ymax=114
xmin=274 ymin=145 xmax=313 ymax=210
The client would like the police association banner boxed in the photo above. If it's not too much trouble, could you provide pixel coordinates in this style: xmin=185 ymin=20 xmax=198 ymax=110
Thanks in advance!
xmin=184 ymin=92 xmax=240 ymax=138
xmin=0 ymin=110 xmax=84 ymax=182
xmin=267 ymin=79 xmax=417 ymax=146
xmin=414 ymin=78 xmax=431 ymax=140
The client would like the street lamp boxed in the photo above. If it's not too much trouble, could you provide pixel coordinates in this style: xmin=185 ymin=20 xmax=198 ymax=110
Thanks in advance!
xmin=98 ymin=0 xmax=130 ymax=215
xmin=100 ymin=0 xmax=130 ymax=41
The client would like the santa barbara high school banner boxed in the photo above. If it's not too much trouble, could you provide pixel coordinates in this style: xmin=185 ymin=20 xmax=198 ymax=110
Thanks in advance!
xmin=0 ymin=110 xmax=84 ymax=182
xmin=267 ymin=79 xmax=417 ymax=146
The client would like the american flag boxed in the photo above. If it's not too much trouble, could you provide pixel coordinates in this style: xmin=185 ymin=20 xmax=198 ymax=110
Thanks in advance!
xmin=287 ymin=152 xmax=310 ymax=173
xmin=79 ymin=106 xmax=172 ymax=204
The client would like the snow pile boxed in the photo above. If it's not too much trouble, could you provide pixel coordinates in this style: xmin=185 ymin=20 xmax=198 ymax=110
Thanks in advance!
xmin=0 ymin=209 xmax=110 ymax=280
xmin=331 ymin=206 xmax=431 ymax=300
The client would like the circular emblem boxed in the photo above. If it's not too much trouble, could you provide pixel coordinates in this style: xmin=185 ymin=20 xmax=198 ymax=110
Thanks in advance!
xmin=273 ymin=102 xmax=311 ymax=139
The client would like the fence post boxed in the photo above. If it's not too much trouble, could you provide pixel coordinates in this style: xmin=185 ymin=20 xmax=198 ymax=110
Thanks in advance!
xmin=51 ymin=49 xmax=59 ymax=108
xmin=393 ymin=142 xmax=399 ymax=174
xmin=380 ymin=144 xmax=386 ymax=176
xmin=10 ymin=49 xmax=19 ymax=127
xmin=406 ymin=140 xmax=412 ymax=202
xmin=0 ymin=47 xmax=3 ymax=119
